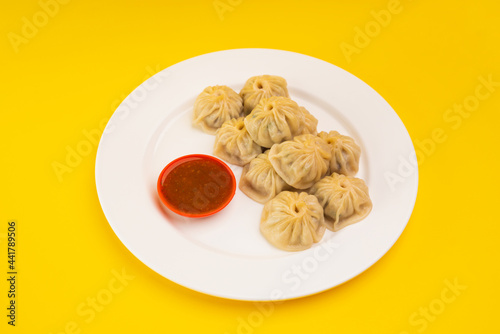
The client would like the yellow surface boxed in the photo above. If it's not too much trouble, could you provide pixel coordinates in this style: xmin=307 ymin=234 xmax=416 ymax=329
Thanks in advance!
xmin=1 ymin=0 xmax=499 ymax=333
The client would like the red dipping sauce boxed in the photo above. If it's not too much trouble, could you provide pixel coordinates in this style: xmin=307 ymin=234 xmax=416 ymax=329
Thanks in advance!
xmin=157 ymin=155 xmax=236 ymax=217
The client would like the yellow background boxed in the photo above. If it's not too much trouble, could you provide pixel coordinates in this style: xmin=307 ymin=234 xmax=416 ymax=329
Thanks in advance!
xmin=1 ymin=0 xmax=499 ymax=333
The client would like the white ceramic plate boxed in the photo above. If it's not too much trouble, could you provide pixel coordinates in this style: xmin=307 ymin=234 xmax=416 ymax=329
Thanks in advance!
xmin=95 ymin=49 xmax=418 ymax=301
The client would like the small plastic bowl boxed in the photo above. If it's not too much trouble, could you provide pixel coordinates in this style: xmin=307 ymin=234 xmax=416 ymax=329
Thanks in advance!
xmin=157 ymin=154 xmax=236 ymax=218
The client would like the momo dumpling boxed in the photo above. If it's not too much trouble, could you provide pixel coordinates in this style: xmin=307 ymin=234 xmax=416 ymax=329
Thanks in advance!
xmin=299 ymin=107 xmax=318 ymax=135
xmin=240 ymin=75 xmax=289 ymax=115
xmin=318 ymin=131 xmax=361 ymax=176
xmin=260 ymin=191 xmax=326 ymax=251
xmin=244 ymin=96 xmax=305 ymax=148
xmin=309 ymin=173 xmax=372 ymax=231
xmin=213 ymin=117 xmax=261 ymax=166
xmin=239 ymin=150 xmax=290 ymax=204
xmin=193 ymin=85 xmax=243 ymax=134
xmin=268 ymin=134 xmax=331 ymax=189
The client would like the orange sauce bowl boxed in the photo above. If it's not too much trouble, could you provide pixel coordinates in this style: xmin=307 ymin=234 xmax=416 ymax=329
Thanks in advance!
xmin=157 ymin=154 xmax=237 ymax=218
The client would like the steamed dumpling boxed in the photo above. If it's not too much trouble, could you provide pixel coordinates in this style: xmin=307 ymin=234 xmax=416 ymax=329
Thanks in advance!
xmin=309 ymin=173 xmax=372 ymax=231
xmin=244 ymin=96 xmax=305 ymax=148
xmin=260 ymin=191 xmax=326 ymax=251
xmin=268 ymin=134 xmax=331 ymax=189
xmin=193 ymin=85 xmax=243 ymax=134
xmin=213 ymin=117 xmax=261 ymax=166
xmin=318 ymin=131 xmax=361 ymax=176
xmin=239 ymin=150 xmax=290 ymax=203
xmin=299 ymin=107 xmax=318 ymax=135
xmin=240 ymin=75 xmax=289 ymax=115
